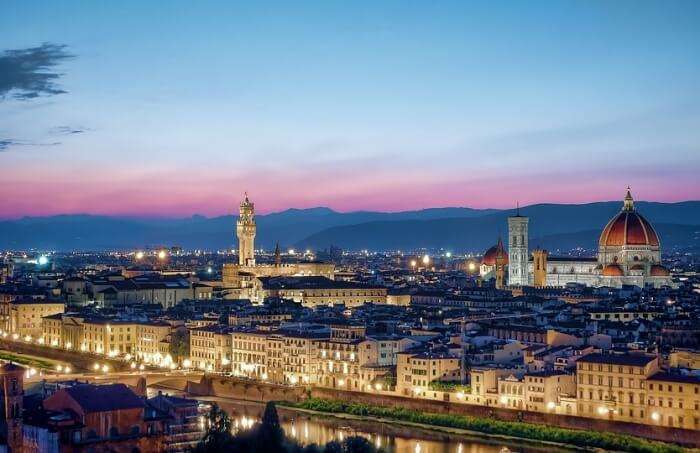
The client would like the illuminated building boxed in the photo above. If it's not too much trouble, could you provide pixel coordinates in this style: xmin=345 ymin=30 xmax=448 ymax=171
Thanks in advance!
xmin=222 ymin=194 xmax=335 ymax=296
xmin=576 ymin=353 xmax=658 ymax=422
xmin=9 ymin=298 xmax=64 ymax=339
xmin=479 ymin=189 xmax=673 ymax=288
xmin=396 ymin=351 xmax=461 ymax=397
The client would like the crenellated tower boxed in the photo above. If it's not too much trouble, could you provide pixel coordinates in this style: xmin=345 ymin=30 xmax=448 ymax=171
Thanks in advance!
xmin=237 ymin=193 xmax=256 ymax=266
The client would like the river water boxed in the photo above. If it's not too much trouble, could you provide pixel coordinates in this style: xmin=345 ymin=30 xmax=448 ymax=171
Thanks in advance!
xmin=150 ymin=388 xmax=575 ymax=453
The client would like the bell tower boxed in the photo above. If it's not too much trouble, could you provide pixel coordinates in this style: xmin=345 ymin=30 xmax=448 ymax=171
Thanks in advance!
xmin=508 ymin=205 xmax=529 ymax=286
xmin=237 ymin=193 xmax=256 ymax=266
xmin=0 ymin=363 xmax=24 ymax=452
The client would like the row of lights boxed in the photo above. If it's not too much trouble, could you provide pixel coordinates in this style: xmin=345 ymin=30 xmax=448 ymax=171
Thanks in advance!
xmin=0 ymin=328 xmax=185 ymax=373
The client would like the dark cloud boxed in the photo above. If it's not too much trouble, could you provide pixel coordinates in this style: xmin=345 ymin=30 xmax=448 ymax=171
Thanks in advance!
xmin=0 ymin=43 xmax=74 ymax=101
xmin=50 ymin=125 xmax=90 ymax=135
xmin=0 ymin=139 xmax=61 ymax=152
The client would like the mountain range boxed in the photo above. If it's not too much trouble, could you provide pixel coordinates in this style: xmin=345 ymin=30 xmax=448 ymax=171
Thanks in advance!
xmin=1 ymin=202 xmax=698 ymax=253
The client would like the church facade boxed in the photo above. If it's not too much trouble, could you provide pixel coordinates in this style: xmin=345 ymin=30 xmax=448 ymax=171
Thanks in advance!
xmin=480 ymin=189 xmax=673 ymax=289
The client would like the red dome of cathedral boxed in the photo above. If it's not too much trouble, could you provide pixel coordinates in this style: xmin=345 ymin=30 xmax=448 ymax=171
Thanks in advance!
xmin=602 ymin=264 xmax=624 ymax=276
xmin=599 ymin=189 xmax=659 ymax=247
xmin=649 ymin=265 xmax=670 ymax=277
xmin=481 ymin=238 xmax=508 ymax=266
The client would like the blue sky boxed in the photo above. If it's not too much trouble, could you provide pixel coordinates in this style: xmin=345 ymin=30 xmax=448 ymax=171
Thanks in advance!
xmin=1 ymin=1 xmax=699 ymax=217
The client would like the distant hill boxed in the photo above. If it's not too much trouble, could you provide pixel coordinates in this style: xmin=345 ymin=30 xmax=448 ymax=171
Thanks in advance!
xmin=295 ymin=201 xmax=700 ymax=252
xmin=1 ymin=201 xmax=698 ymax=252
xmin=0 ymin=206 xmax=496 ymax=251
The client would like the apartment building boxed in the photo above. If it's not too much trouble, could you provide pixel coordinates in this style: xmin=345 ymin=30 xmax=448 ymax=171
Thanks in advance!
xmin=396 ymin=350 xmax=461 ymax=397
xmin=523 ymin=370 xmax=576 ymax=413
xmin=231 ymin=329 xmax=268 ymax=379
xmin=315 ymin=325 xmax=366 ymax=391
xmin=189 ymin=325 xmax=233 ymax=371
xmin=9 ymin=299 xmax=64 ymax=339
xmin=576 ymin=353 xmax=659 ymax=423
xmin=646 ymin=372 xmax=700 ymax=430
xmin=280 ymin=331 xmax=328 ymax=385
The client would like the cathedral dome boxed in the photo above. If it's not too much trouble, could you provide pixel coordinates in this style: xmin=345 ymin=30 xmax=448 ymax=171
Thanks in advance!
xmin=650 ymin=265 xmax=670 ymax=277
xmin=481 ymin=239 xmax=508 ymax=266
xmin=599 ymin=189 xmax=659 ymax=247
xmin=602 ymin=264 xmax=624 ymax=276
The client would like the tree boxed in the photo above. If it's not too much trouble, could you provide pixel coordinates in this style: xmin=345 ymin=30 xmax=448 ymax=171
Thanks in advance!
xmin=255 ymin=401 xmax=285 ymax=451
xmin=322 ymin=437 xmax=378 ymax=453
xmin=192 ymin=403 xmax=234 ymax=452
xmin=170 ymin=327 xmax=189 ymax=360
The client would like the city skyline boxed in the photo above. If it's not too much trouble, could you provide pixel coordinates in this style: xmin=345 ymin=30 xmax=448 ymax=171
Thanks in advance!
xmin=2 ymin=1 xmax=700 ymax=218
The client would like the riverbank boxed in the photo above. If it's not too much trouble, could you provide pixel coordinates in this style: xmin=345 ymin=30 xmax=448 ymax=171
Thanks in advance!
xmin=0 ymin=349 xmax=61 ymax=370
xmin=161 ymin=391 xmax=576 ymax=452
xmin=281 ymin=398 xmax=690 ymax=453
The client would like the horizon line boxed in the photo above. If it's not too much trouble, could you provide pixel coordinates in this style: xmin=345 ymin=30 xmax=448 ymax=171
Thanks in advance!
xmin=1 ymin=198 xmax=699 ymax=221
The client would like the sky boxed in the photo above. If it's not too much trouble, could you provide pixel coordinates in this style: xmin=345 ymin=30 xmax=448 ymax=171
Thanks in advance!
xmin=1 ymin=0 xmax=699 ymax=218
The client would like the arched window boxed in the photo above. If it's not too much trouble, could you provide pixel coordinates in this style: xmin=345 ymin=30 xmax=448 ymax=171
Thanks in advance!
xmin=109 ymin=426 xmax=119 ymax=438
xmin=130 ymin=425 xmax=140 ymax=436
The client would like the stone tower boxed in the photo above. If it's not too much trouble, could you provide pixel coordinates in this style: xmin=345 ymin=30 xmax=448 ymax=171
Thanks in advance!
xmin=0 ymin=363 xmax=24 ymax=452
xmin=237 ymin=193 xmax=256 ymax=266
xmin=532 ymin=249 xmax=548 ymax=287
xmin=508 ymin=209 xmax=529 ymax=286
xmin=494 ymin=237 xmax=507 ymax=290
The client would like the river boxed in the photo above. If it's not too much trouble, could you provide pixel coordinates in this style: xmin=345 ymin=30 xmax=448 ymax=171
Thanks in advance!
xmin=148 ymin=387 xmax=576 ymax=453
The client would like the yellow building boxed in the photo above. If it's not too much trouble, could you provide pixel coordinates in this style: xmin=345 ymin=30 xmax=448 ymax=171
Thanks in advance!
xmin=668 ymin=350 xmax=700 ymax=369
xmin=9 ymin=299 xmax=64 ymax=340
xmin=41 ymin=313 xmax=63 ymax=347
xmin=189 ymin=325 xmax=232 ymax=371
xmin=396 ymin=351 xmax=461 ymax=397
xmin=576 ymin=353 xmax=658 ymax=422
xmin=470 ymin=367 xmax=522 ymax=406
xmin=646 ymin=373 xmax=700 ymax=430
xmin=231 ymin=329 xmax=269 ymax=379
xmin=255 ymin=276 xmax=387 ymax=308
xmin=498 ymin=374 xmax=525 ymax=410
xmin=280 ymin=331 xmax=326 ymax=385
xmin=523 ymin=370 xmax=576 ymax=413
xmin=315 ymin=326 xmax=366 ymax=391
xmin=265 ymin=335 xmax=285 ymax=384
xmin=136 ymin=322 xmax=172 ymax=364
xmin=81 ymin=319 xmax=139 ymax=356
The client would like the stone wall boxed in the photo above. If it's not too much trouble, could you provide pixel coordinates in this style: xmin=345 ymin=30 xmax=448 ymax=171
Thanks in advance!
xmin=187 ymin=375 xmax=306 ymax=403
xmin=0 ymin=338 xmax=127 ymax=372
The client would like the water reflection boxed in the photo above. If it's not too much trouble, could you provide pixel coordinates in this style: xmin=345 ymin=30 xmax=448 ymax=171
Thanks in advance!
xmin=228 ymin=407 xmax=521 ymax=453
xmin=152 ymin=388 xmax=565 ymax=453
